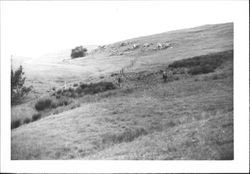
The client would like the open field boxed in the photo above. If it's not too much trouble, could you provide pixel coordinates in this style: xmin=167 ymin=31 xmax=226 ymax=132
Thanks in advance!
xmin=11 ymin=23 xmax=233 ymax=160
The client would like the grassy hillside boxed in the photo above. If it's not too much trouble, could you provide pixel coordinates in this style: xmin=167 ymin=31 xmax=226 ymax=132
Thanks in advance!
xmin=11 ymin=23 xmax=233 ymax=160
xmin=12 ymin=22 xmax=232 ymax=97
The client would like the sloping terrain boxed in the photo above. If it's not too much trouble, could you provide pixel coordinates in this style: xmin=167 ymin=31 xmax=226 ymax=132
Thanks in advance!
xmin=11 ymin=23 xmax=233 ymax=160
xmin=14 ymin=22 xmax=233 ymax=97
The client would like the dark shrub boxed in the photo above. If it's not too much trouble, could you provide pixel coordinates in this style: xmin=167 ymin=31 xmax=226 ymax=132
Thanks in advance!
xmin=104 ymin=82 xmax=116 ymax=90
xmin=71 ymin=46 xmax=88 ymax=59
xmin=83 ymin=82 xmax=116 ymax=94
xmin=73 ymin=83 xmax=78 ymax=87
xmin=11 ymin=119 xmax=21 ymax=129
xmin=23 ymin=117 xmax=31 ymax=124
xmin=35 ymin=98 xmax=52 ymax=111
xmin=32 ymin=113 xmax=42 ymax=121
xmin=60 ymin=81 xmax=116 ymax=97
xmin=11 ymin=65 xmax=32 ymax=105
xmin=64 ymin=100 xmax=69 ymax=105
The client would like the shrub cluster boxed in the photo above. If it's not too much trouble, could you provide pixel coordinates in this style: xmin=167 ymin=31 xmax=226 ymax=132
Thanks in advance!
xmin=32 ymin=113 xmax=42 ymax=121
xmin=168 ymin=50 xmax=233 ymax=75
xmin=35 ymin=98 xmax=52 ymax=111
xmin=71 ymin=46 xmax=87 ymax=59
xmin=81 ymin=82 xmax=116 ymax=94
xmin=11 ymin=113 xmax=42 ymax=129
xmin=34 ymin=97 xmax=70 ymax=111
xmin=53 ymin=81 xmax=116 ymax=98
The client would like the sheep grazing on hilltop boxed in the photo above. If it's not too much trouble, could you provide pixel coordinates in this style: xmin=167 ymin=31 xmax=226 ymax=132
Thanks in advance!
xmin=164 ymin=42 xmax=171 ymax=48
xmin=157 ymin=43 xmax=163 ymax=49
xmin=157 ymin=42 xmax=171 ymax=50
xmin=133 ymin=44 xmax=139 ymax=49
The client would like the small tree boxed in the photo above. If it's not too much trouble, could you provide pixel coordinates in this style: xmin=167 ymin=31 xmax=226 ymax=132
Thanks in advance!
xmin=71 ymin=46 xmax=88 ymax=58
xmin=11 ymin=65 xmax=32 ymax=105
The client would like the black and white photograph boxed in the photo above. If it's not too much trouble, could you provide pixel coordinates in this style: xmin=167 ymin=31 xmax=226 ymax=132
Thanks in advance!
xmin=0 ymin=0 xmax=249 ymax=173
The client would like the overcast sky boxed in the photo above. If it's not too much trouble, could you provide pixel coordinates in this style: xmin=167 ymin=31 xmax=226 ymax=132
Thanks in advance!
xmin=0 ymin=1 xmax=241 ymax=57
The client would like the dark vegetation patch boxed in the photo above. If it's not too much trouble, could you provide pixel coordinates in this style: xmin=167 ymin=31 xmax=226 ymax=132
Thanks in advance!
xmin=32 ymin=113 xmax=42 ymax=121
xmin=168 ymin=50 xmax=233 ymax=75
xmin=23 ymin=117 xmax=31 ymax=124
xmin=12 ymin=115 xmax=36 ymax=129
xmin=53 ymin=81 xmax=117 ymax=99
xmin=11 ymin=119 xmax=21 ymax=129
xmin=71 ymin=46 xmax=87 ymax=59
xmin=35 ymin=98 xmax=52 ymax=111
xmin=35 ymin=97 xmax=71 ymax=111
xmin=80 ymin=82 xmax=116 ymax=94
xmin=11 ymin=113 xmax=43 ymax=129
